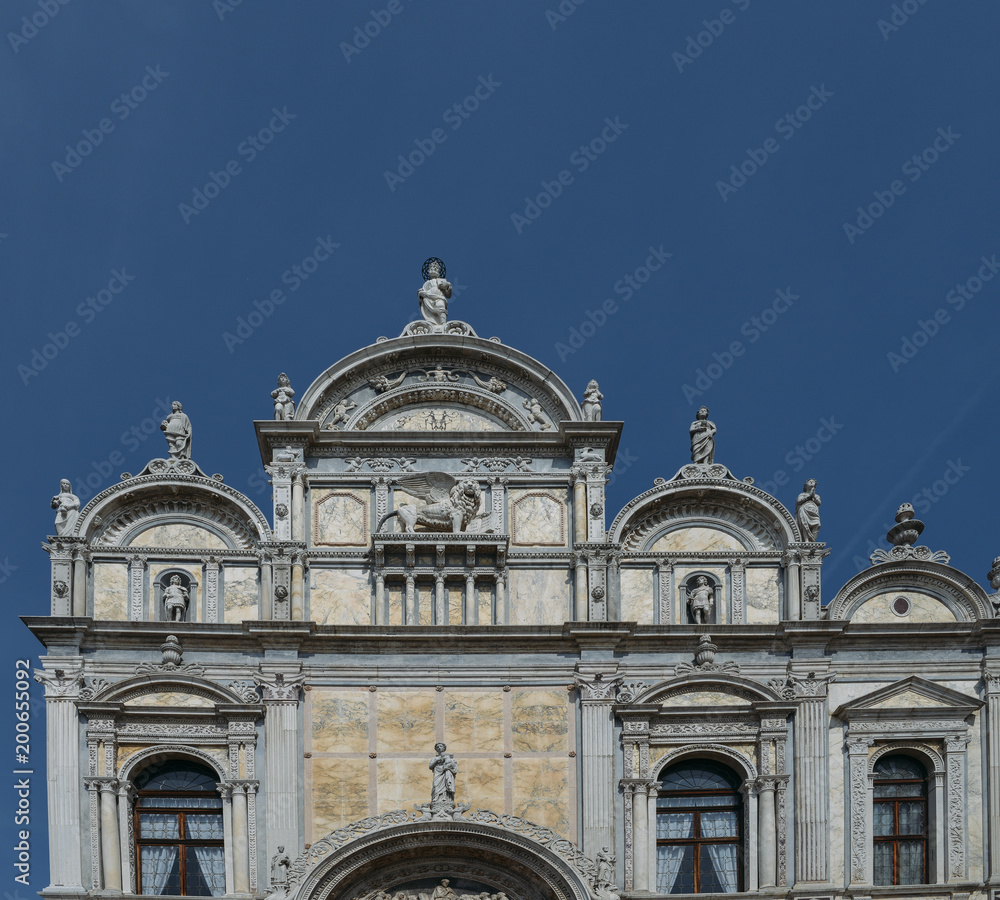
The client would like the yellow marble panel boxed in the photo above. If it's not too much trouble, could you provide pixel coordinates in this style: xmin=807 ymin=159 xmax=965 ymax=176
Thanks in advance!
xmin=123 ymin=691 xmax=213 ymax=708
xmin=477 ymin=584 xmax=493 ymax=625
xmin=312 ymin=758 xmax=370 ymax=833
xmin=457 ymin=758 xmax=505 ymax=813
xmin=310 ymin=568 xmax=371 ymax=625
xmin=93 ymin=562 xmax=128 ymax=621
xmin=150 ymin=563 xmax=201 ymax=623
xmin=513 ymin=758 xmax=570 ymax=836
xmin=387 ymin=583 xmax=404 ymax=625
xmin=510 ymin=489 xmax=567 ymax=547
xmin=675 ymin=566 xmax=727 ymax=625
xmin=448 ymin=583 xmax=463 ymax=625
xmin=223 ymin=566 xmax=258 ymax=620
xmin=746 ymin=566 xmax=780 ymax=624
xmin=509 ymin=569 xmax=572 ymax=625
xmin=511 ymin=689 xmax=568 ymax=752
xmin=444 ymin=691 xmax=503 ymax=752
xmin=620 ymin=567 xmax=654 ymax=624
xmin=376 ymin=758 xmax=429 ymax=814
xmin=117 ymin=745 xmax=146 ymax=766
xmin=649 ymin=526 xmax=744 ymax=554
xmin=852 ymin=590 xmax=957 ymax=623
xmin=129 ymin=523 xmax=227 ymax=550
xmin=668 ymin=689 xmax=751 ymax=707
xmin=376 ymin=690 xmax=436 ymax=753
xmin=312 ymin=691 xmax=369 ymax=754
xmin=313 ymin=490 xmax=368 ymax=546
xmin=418 ymin=582 xmax=434 ymax=625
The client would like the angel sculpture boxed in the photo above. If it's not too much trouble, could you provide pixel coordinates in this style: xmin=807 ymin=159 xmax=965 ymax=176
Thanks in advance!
xmin=375 ymin=473 xmax=482 ymax=533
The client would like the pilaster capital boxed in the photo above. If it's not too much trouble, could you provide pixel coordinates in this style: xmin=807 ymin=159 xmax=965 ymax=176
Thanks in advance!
xmin=34 ymin=666 xmax=84 ymax=699
xmin=574 ymin=667 xmax=622 ymax=701
xmin=84 ymin=777 xmax=119 ymax=794
xmin=847 ymin=736 xmax=875 ymax=755
xmin=253 ymin=670 xmax=305 ymax=702
xmin=216 ymin=782 xmax=234 ymax=800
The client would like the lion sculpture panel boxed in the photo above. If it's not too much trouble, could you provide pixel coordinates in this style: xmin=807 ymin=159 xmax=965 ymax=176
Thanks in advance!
xmin=376 ymin=473 xmax=482 ymax=533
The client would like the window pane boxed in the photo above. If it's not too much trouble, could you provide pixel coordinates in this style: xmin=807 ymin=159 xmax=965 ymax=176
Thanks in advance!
xmin=657 ymin=843 xmax=694 ymax=894
xmin=873 ymin=802 xmax=895 ymax=836
xmin=661 ymin=793 xmax=734 ymax=808
xmin=898 ymin=801 xmax=925 ymax=835
xmin=873 ymin=842 xmax=894 ymax=886
xmin=700 ymin=843 xmax=739 ymax=893
xmin=139 ymin=796 xmax=222 ymax=809
xmin=140 ymin=845 xmax=180 ymax=895
xmin=700 ymin=810 xmax=738 ymax=839
xmin=185 ymin=846 xmax=227 ymax=896
xmin=657 ymin=812 xmax=694 ymax=840
xmin=898 ymin=840 xmax=925 ymax=884
xmin=185 ymin=814 xmax=224 ymax=840
xmin=661 ymin=763 xmax=737 ymax=793
xmin=135 ymin=762 xmax=219 ymax=792
xmin=874 ymin=756 xmax=925 ymax=781
xmin=139 ymin=814 xmax=179 ymax=840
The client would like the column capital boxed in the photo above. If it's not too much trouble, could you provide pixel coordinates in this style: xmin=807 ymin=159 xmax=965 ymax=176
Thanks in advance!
xmin=574 ymin=669 xmax=622 ymax=701
xmin=847 ymin=736 xmax=875 ymax=755
xmin=84 ymin=777 xmax=119 ymax=793
xmin=253 ymin=670 xmax=305 ymax=702
xmin=34 ymin=666 xmax=84 ymax=699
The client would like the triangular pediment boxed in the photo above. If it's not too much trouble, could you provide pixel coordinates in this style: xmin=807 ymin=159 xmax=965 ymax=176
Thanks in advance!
xmin=834 ymin=675 xmax=980 ymax=721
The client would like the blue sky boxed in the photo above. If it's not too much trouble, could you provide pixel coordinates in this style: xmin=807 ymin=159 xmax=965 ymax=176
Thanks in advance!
xmin=3 ymin=1 xmax=999 ymax=884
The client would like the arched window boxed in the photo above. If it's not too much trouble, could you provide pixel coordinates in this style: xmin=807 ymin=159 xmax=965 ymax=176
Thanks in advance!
xmin=656 ymin=760 xmax=743 ymax=894
xmin=134 ymin=761 xmax=225 ymax=896
xmin=873 ymin=754 xmax=928 ymax=886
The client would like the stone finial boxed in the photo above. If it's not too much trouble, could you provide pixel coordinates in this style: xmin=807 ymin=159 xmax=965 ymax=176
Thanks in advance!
xmin=989 ymin=556 xmax=1000 ymax=591
xmin=271 ymin=373 xmax=295 ymax=421
xmin=51 ymin=478 xmax=80 ymax=536
xmin=693 ymin=634 xmax=717 ymax=667
xmin=160 ymin=635 xmax=183 ymax=666
xmin=689 ymin=406 xmax=716 ymax=464
xmin=887 ymin=503 xmax=924 ymax=547
xmin=582 ymin=380 xmax=603 ymax=421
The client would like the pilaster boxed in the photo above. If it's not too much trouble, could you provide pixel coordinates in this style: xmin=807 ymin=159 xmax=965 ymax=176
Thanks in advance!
xmin=574 ymin=665 xmax=621 ymax=857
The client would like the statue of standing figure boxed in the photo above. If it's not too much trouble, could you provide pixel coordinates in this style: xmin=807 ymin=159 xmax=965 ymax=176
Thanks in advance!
xmin=418 ymin=258 xmax=452 ymax=327
xmin=271 ymin=374 xmax=295 ymax=421
xmin=163 ymin=575 xmax=190 ymax=622
xmin=689 ymin=406 xmax=716 ymax=464
xmin=796 ymin=479 xmax=822 ymax=542
xmin=582 ymin=380 xmax=603 ymax=422
xmin=596 ymin=847 xmax=616 ymax=887
xmin=160 ymin=401 xmax=193 ymax=459
xmin=687 ymin=576 xmax=714 ymax=624
xmin=51 ymin=479 xmax=80 ymax=536
xmin=429 ymin=742 xmax=458 ymax=809
xmin=270 ymin=846 xmax=290 ymax=886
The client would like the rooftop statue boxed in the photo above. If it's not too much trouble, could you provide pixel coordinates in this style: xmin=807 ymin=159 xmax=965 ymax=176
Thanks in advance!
xmin=51 ymin=479 xmax=80 ymax=536
xmin=418 ymin=257 xmax=452 ymax=327
xmin=689 ymin=406 xmax=716 ymax=464
xmin=796 ymin=479 xmax=822 ymax=542
xmin=160 ymin=401 xmax=193 ymax=460
xmin=582 ymin=380 xmax=603 ymax=422
xmin=271 ymin=373 xmax=295 ymax=421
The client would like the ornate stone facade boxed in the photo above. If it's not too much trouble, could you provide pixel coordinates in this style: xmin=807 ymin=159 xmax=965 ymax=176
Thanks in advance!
xmin=26 ymin=269 xmax=1000 ymax=900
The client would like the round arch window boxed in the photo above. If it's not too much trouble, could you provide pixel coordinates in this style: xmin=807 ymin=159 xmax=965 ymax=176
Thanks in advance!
xmin=873 ymin=754 xmax=928 ymax=885
xmin=134 ymin=760 xmax=225 ymax=896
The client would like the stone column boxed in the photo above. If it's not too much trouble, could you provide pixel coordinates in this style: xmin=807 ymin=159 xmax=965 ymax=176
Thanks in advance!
xmin=434 ymin=573 xmax=445 ymax=624
xmin=572 ymin=474 xmax=587 ymax=543
xmin=217 ymin=783 xmax=236 ymax=895
xmin=72 ymin=548 xmax=88 ymax=617
xmin=574 ymin=553 xmax=588 ymax=621
xmin=255 ymin=672 xmax=303 ymax=881
xmin=790 ymin=673 xmax=833 ymax=883
xmin=575 ymin=668 xmax=620 ymax=857
xmin=290 ymin=552 xmax=304 ymax=621
xmin=847 ymin=736 xmax=874 ymax=888
xmin=291 ymin=472 xmax=305 ymax=542
xmin=465 ymin=573 xmax=475 ymax=625
xmin=375 ymin=574 xmax=386 ymax=625
xmin=35 ymin=667 xmax=85 ymax=893
xmin=46 ymin=537 xmax=76 ymax=617
xmin=783 ymin=551 xmax=801 ymax=621
xmin=756 ymin=777 xmax=777 ymax=888
xmin=632 ymin=781 xmax=649 ymax=891
xmin=405 ymin=575 xmax=416 ymax=625
xmin=647 ymin=782 xmax=659 ymax=891
xmin=232 ymin=783 xmax=250 ymax=893
xmin=986 ymin=668 xmax=1000 ymax=882
xmin=98 ymin=780 xmax=122 ymax=891
xmin=117 ymin=781 xmax=136 ymax=893
xmin=261 ymin=554 xmax=273 ymax=619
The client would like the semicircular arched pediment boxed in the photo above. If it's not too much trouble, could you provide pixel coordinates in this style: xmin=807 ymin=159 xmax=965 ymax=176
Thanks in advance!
xmin=351 ymin=386 xmax=532 ymax=433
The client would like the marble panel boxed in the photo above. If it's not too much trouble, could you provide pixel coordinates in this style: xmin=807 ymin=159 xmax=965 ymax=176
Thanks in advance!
xmin=674 ymin=566 xmax=727 ymax=625
xmin=851 ymin=590 xmax=957 ymax=623
xmin=313 ymin=490 xmax=368 ymax=546
xmin=868 ymin=689 xmax=953 ymax=710
xmin=387 ymin=583 xmax=404 ymax=625
xmin=509 ymin=489 xmax=567 ymax=547
xmin=668 ymin=689 xmax=752 ymax=707
xmin=418 ymin=582 xmax=434 ymax=625
xmin=116 ymin=745 xmax=145 ymax=767
xmin=746 ymin=566 xmax=780 ymax=624
xmin=509 ymin=569 xmax=571 ymax=625
xmin=223 ymin=566 xmax=258 ymax=621
xmin=649 ymin=526 xmax=744 ymax=554
xmin=965 ymin=713 xmax=984 ymax=882
xmin=123 ymin=691 xmax=213 ymax=708
xmin=312 ymin=691 xmax=370 ymax=754
xmin=477 ymin=584 xmax=493 ymax=625
xmin=376 ymin=758 xmax=429 ymax=814
xmin=457 ymin=758 xmax=506 ymax=813
xmin=512 ymin=758 xmax=570 ymax=836
xmin=511 ymin=689 xmax=568 ymax=752
xmin=376 ymin=690 xmax=436 ymax=754
xmin=312 ymin=758 xmax=369 ymax=833
xmin=827 ymin=714 xmax=846 ymax=882
xmin=310 ymin=568 xmax=371 ymax=625
xmin=444 ymin=691 xmax=504 ymax=752
xmin=447 ymin=582 xmax=463 ymax=625
xmin=93 ymin=562 xmax=128 ymax=621
xmin=129 ymin=523 xmax=227 ymax=550
xmin=619 ymin=567 xmax=654 ymax=624
xmin=376 ymin=408 xmax=502 ymax=432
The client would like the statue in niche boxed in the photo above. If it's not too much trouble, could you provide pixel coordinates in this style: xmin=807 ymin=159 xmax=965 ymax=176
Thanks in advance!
xmin=429 ymin=742 xmax=458 ymax=808
xmin=418 ymin=258 xmax=452 ymax=327
xmin=271 ymin=373 xmax=295 ymax=421
xmin=686 ymin=575 xmax=714 ymax=625
xmin=327 ymin=397 xmax=357 ymax=430
xmin=51 ymin=479 xmax=80 ymax=536
xmin=582 ymin=380 xmax=603 ymax=421
xmin=270 ymin=846 xmax=290 ymax=886
xmin=163 ymin=575 xmax=190 ymax=622
xmin=796 ymin=478 xmax=822 ymax=542
xmin=689 ymin=406 xmax=716 ymax=464
xmin=160 ymin=401 xmax=193 ymax=459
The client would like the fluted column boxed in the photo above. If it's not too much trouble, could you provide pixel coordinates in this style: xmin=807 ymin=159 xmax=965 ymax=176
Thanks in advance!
xmin=633 ymin=781 xmax=649 ymax=891
xmin=756 ymin=777 xmax=777 ymax=888
xmin=232 ymin=783 xmax=249 ymax=893
xmin=35 ymin=667 xmax=85 ymax=892
xmin=575 ymin=668 xmax=620 ymax=857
